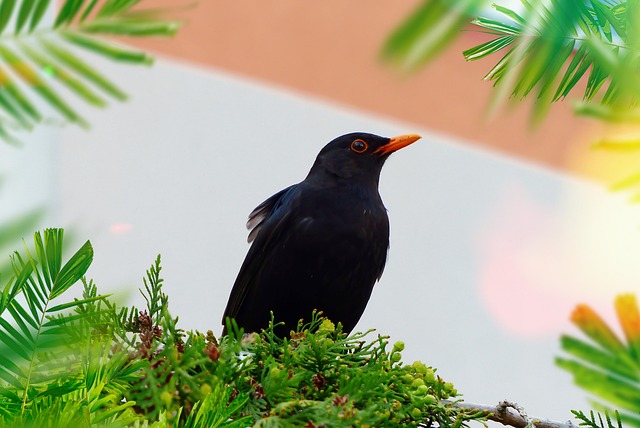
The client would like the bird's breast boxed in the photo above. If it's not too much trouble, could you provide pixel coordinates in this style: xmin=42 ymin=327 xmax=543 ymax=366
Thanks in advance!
xmin=290 ymin=193 xmax=389 ymax=261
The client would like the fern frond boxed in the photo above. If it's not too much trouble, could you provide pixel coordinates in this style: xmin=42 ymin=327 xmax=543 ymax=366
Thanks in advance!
xmin=559 ymin=295 xmax=640 ymax=426
xmin=0 ymin=229 xmax=95 ymax=418
xmin=385 ymin=0 xmax=640 ymax=123
xmin=381 ymin=0 xmax=490 ymax=71
xmin=0 ymin=0 xmax=186 ymax=143
xmin=463 ymin=0 xmax=640 ymax=122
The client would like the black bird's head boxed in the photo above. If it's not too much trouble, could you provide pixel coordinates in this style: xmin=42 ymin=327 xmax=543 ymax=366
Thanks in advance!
xmin=306 ymin=132 xmax=422 ymax=186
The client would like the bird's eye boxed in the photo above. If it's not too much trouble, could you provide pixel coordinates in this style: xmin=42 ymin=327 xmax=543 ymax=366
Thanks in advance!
xmin=350 ymin=139 xmax=368 ymax=153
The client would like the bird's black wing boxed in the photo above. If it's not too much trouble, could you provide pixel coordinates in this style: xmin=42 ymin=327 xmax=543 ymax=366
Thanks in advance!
xmin=245 ymin=184 xmax=296 ymax=243
xmin=223 ymin=184 xmax=300 ymax=326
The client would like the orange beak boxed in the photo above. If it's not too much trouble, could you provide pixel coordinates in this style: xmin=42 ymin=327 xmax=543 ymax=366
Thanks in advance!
xmin=374 ymin=134 xmax=422 ymax=156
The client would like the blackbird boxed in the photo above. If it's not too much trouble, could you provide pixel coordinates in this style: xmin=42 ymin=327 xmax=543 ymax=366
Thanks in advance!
xmin=222 ymin=132 xmax=421 ymax=336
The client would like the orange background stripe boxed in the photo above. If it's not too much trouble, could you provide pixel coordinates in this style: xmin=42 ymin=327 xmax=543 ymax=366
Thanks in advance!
xmin=126 ymin=1 xmax=613 ymax=179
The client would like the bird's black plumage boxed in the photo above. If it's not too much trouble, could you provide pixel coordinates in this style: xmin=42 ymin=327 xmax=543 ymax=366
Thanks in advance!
xmin=222 ymin=132 xmax=421 ymax=336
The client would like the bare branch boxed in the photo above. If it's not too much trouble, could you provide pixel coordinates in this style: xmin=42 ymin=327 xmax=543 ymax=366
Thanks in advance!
xmin=448 ymin=400 xmax=576 ymax=428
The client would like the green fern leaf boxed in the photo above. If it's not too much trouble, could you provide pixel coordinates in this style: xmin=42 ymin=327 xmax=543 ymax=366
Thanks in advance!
xmin=98 ymin=0 xmax=143 ymax=18
xmin=559 ymin=297 xmax=640 ymax=425
xmin=79 ymin=0 xmax=99 ymax=22
xmin=39 ymin=38 xmax=127 ymax=100
xmin=0 ymin=45 xmax=87 ymax=127
xmin=463 ymin=35 xmax=516 ymax=61
xmin=61 ymin=30 xmax=153 ymax=64
xmin=0 ymin=0 xmax=186 ymax=142
xmin=0 ymin=0 xmax=18 ymax=34
xmin=28 ymin=0 xmax=52 ymax=32
xmin=51 ymin=240 xmax=92 ymax=299
xmin=401 ymin=0 xmax=640 ymax=123
xmin=0 ymin=65 xmax=41 ymax=122
xmin=54 ymin=0 xmax=85 ymax=28
xmin=0 ymin=229 xmax=97 ymax=418
xmin=18 ymin=42 xmax=106 ymax=107
xmin=15 ymin=0 xmax=36 ymax=33
xmin=381 ymin=0 xmax=489 ymax=71
xmin=554 ymin=44 xmax=590 ymax=100
xmin=80 ymin=18 xmax=181 ymax=36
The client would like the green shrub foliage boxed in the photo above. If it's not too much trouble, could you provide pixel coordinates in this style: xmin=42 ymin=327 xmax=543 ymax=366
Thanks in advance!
xmin=0 ymin=228 xmax=485 ymax=428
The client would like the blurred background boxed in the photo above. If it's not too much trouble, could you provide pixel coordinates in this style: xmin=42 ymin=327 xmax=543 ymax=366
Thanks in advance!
xmin=2 ymin=0 xmax=640 ymax=423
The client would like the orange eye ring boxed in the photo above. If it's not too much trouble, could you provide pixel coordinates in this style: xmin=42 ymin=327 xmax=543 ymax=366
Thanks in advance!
xmin=350 ymin=139 xmax=368 ymax=153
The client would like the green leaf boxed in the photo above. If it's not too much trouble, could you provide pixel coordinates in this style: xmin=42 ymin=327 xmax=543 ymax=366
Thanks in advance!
xmin=80 ymin=0 xmax=99 ymax=21
xmin=47 ymin=294 xmax=107 ymax=313
xmin=585 ymin=58 xmax=610 ymax=100
xmin=511 ymin=40 xmax=549 ymax=98
xmin=0 ymin=90 xmax=33 ymax=129
xmin=614 ymin=294 xmax=640 ymax=360
xmin=560 ymin=335 xmax=639 ymax=380
xmin=538 ymin=39 xmax=575 ymax=98
xmin=26 ymin=254 xmax=49 ymax=303
xmin=18 ymin=42 xmax=107 ymax=107
xmin=472 ymin=16 xmax=520 ymax=35
xmin=0 ymin=259 xmax=33 ymax=316
xmin=0 ymin=0 xmax=18 ymax=34
xmin=592 ymin=1 xmax=613 ymax=41
xmin=0 ymin=64 xmax=41 ymax=121
xmin=51 ymin=239 xmax=93 ymax=299
xmin=0 ymin=45 xmax=88 ymax=126
xmin=44 ymin=228 xmax=63 ymax=285
xmin=0 ymin=329 xmax=29 ymax=360
xmin=557 ymin=358 xmax=640 ymax=413
xmin=614 ymin=409 xmax=640 ymax=428
xmin=22 ymin=282 xmax=44 ymax=318
xmin=381 ymin=0 xmax=489 ymax=71
xmin=463 ymin=35 xmax=516 ymax=61
xmin=560 ymin=297 xmax=640 ymax=418
xmin=0 ymin=318 xmax=34 ymax=360
xmin=29 ymin=0 xmax=52 ymax=32
xmin=33 ymin=379 xmax=83 ymax=399
xmin=7 ymin=304 xmax=35 ymax=342
xmin=15 ymin=0 xmax=36 ymax=34
xmin=494 ymin=4 xmax=526 ymax=26
xmin=42 ymin=311 xmax=94 ymax=327
xmin=0 ymin=124 xmax=20 ymax=146
xmin=0 ymin=0 xmax=189 ymax=142
xmin=572 ymin=410 xmax=625 ymax=428
xmin=8 ymin=300 xmax=39 ymax=330
xmin=571 ymin=304 xmax=627 ymax=355
xmin=61 ymin=30 xmax=154 ymax=64
xmin=601 ymin=79 xmax=620 ymax=105
xmin=554 ymin=43 xmax=591 ymax=100
xmin=98 ymin=0 xmax=142 ymax=17
xmin=39 ymin=38 xmax=127 ymax=100
xmin=54 ymin=0 xmax=86 ymax=28
xmin=0 ymin=353 xmax=26 ymax=379
xmin=415 ymin=0 xmax=640 ymax=124
xmin=80 ymin=18 xmax=181 ymax=36
xmin=574 ymin=102 xmax=640 ymax=122
xmin=92 ymin=398 xmax=136 ymax=423
xmin=531 ymin=39 xmax=576 ymax=123
xmin=593 ymin=2 xmax=626 ymax=40
xmin=0 ymin=366 xmax=25 ymax=389
xmin=484 ymin=48 xmax=514 ymax=82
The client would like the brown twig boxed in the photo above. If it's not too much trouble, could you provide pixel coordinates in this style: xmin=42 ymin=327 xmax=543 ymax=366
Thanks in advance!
xmin=448 ymin=400 xmax=576 ymax=428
